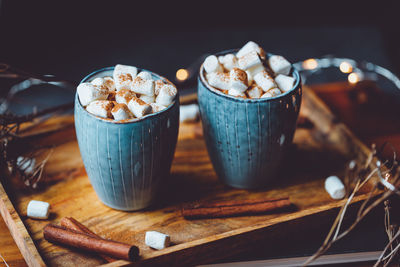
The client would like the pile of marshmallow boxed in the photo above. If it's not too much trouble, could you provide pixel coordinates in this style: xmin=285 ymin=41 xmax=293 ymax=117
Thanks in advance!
xmin=77 ymin=64 xmax=177 ymax=121
xmin=203 ymin=41 xmax=296 ymax=98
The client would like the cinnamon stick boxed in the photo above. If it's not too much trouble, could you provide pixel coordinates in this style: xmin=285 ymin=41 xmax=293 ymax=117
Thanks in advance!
xmin=43 ymin=224 xmax=139 ymax=261
xmin=60 ymin=217 xmax=114 ymax=262
xmin=182 ymin=197 xmax=292 ymax=219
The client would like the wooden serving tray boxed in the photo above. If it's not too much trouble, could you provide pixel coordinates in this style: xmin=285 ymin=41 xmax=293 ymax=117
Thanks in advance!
xmin=0 ymin=87 xmax=376 ymax=267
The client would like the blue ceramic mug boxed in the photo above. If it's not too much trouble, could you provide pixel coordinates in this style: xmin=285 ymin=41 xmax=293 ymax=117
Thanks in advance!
xmin=198 ymin=50 xmax=302 ymax=189
xmin=74 ymin=67 xmax=179 ymax=210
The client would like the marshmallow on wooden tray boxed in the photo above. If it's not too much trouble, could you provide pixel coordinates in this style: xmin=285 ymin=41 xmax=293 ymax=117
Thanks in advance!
xmin=325 ymin=176 xmax=346 ymax=200
xmin=219 ymin=54 xmax=238 ymax=71
xmin=27 ymin=200 xmax=50 ymax=219
xmin=113 ymin=64 xmax=138 ymax=91
xmin=275 ymin=74 xmax=296 ymax=92
xmin=131 ymin=77 xmax=155 ymax=96
xmin=203 ymin=55 xmax=223 ymax=73
xmin=137 ymin=71 xmax=153 ymax=80
xmin=156 ymin=83 xmax=177 ymax=106
xmin=229 ymin=68 xmax=248 ymax=93
xmin=145 ymin=231 xmax=170 ymax=250
xmin=261 ymin=88 xmax=282 ymax=98
xmin=268 ymin=55 xmax=291 ymax=75
xmin=86 ymin=100 xmax=114 ymax=118
xmin=150 ymin=103 xmax=167 ymax=113
xmin=77 ymin=83 xmax=109 ymax=106
xmin=247 ymin=85 xmax=263 ymax=98
xmin=139 ymin=94 xmax=155 ymax=104
xmin=236 ymin=41 xmax=266 ymax=59
xmin=180 ymin=104 xmax=199 ymax=123
xmin=207 ymin=72 xmax=230 ymax=90
xmin=128 ymin=97 xmax=152 ymax=118
xmin=115 ymin=89 xmax=136 ymax=105
xmin=238 ymin=51 xmax=265 ymax=77
xmin=112 ymin=103 xmax=133 ymax=121
xmin=254 ymin=71 xmax=276 ymax=92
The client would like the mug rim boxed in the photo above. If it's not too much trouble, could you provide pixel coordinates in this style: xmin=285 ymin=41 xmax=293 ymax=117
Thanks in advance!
xmin=76 ymin=66 xmax=178 ymax=124
xmin=199 ymin=49 xmax=301 ymax=103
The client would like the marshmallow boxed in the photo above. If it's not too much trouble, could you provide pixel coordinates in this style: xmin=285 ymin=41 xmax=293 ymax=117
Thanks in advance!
xmin=27 ymin=200 xmax=50 ymax=219
xmin=246 ymin=70 xmax=254 ymax=85
xmin=261 ymin=88 xmax=282 ymax=98
xmin=91 ymin=77 xmax=116 ymax=91
xmin=131 ymin=77 xmax=155 ymax=96
xmin=325 ymin=176 xmax=346 ymax=200
xmin=145 ymin=231 xmax=170 ymax=250
xmin=207 ymin=72 xmax=230 ymax=90
xmin=238 ymin=51 xmax=265 ymax=77
xmin=254 ymin=71 xmax=276 ymax=92
xmin=128 ymin=97 xmax=152 ymax=118
xmin=247 ymin=85 xmax=263 ymax=98
xmin=203 ymin=55 xmax=223 ymax=74
xmin=236 ymin=41 xmax=266 ymax=59
xmin=154 ymin=80 xmax=165 ymax=96
xmin=113 ymin=64 xmax=137 ymax=91
xmin=275 ymin=74 xmax=296 ymax=92
xmin=111 ymin=103 xmax=133 ymax=121
xmin=137 ymin=71 xmax=153 ymax=80
xmin=229 ymin=68 xmax=248 ymax=93
xmin=86 ymin=100 xmax=114 ymax=118
xmin=77 ymin=83 xmax=109 ymax=106
xmin=150 ymin=103 xmax=167 ymax=113
xmin=228 ymin=88 xmax=246 ymax=97
xmin=115 ymin=89 xmax=136 ymax=105
xmin=156 ymin=83 xmax=177 ymax=106
xmin=268 ymin=55 xmax=291 ymax=75
xmin=180 ymin=104 xmax=199 ymax=123
xmin=139 ymin=94 xmax=155 ymax=104
xmin=219 ymin=54 xmax=238 ymax=71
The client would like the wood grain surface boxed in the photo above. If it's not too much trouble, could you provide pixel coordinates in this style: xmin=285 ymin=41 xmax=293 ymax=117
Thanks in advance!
xmin=0 ymin=87 xmax=378 ymax=266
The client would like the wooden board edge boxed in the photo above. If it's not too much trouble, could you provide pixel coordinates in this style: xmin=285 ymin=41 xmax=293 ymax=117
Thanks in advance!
xmin=0 ymin=182 xmax=46 ymax=267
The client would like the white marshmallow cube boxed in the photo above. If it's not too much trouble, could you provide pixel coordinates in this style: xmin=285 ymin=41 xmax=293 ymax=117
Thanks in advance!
xmin=254 ymin=71 xmax=276 ymax=92
xmin=154 ymin=80 xmax=165 ymax=96
xmin=275 ymin=74 xmax=296 ymax=92
xmin=86 ymin=100 xmax=113 ymax=118
xmin=91 ymin=77 xmax=116 ymax=91
xmin=27 ymin=200 xmax=50 ymax=219
xmin=150 ymin=103 xmax=167 ymax=113
xmin=236 ymin=41 xmax=265 ymax=59
xmin=207 ymin=72 xmax=230 ymax=90
xmin=113 ymin=64 xmax=137 ymax=91
xmin=156 ymin=83 xmax=177 ymax=106
xmin=228 ymin=88 xmax=246 ymax=97
xmin=261 ymin=88 xmax=282 ymax=98
xmin=77 ymin=83 xmax=109 ymax=106
xmin=139 ymin=94 xmax=155 ymax=104
xmin=115 ymin=89 xmax=136 ymax=105
xmin=111 ymin=103 xmax=133 ymax=121
xmin=137 ymin=71 xmax=153 ymax=80
xmin=103 ymin=77 xmax=116 ymax=91
xmin=247 ymin=85 xmax=263 ymax=98
xmin=180 ymin=104 xmax=199 ymax=123
xmin=132 ymin=77 xmax=155 ymax=96
xmin=203 ymin=55 xmax=223 ymax=74
xmin=145 ymin=231 xmax=170 ymax=250
xmin=229 ymin=68 xmax=248 ymax=93
xmin=219 ymin=54 xmax=238 ymax=71
xmin=246 ymin=70 xmax=254 ymax=85
xmin=268 ymin=55 xmax=291 ymax=75
xmin=325 ymin=176 xmax=346 ymax=200
xmin=238 ymin=51 xmax=265 ymax=77
xmin=128 ymin=97 xmax=152 ymax=118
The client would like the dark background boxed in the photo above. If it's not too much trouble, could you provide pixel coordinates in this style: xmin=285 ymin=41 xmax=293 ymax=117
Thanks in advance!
xmin=1 ymin=0 xmax=400 ymax=264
